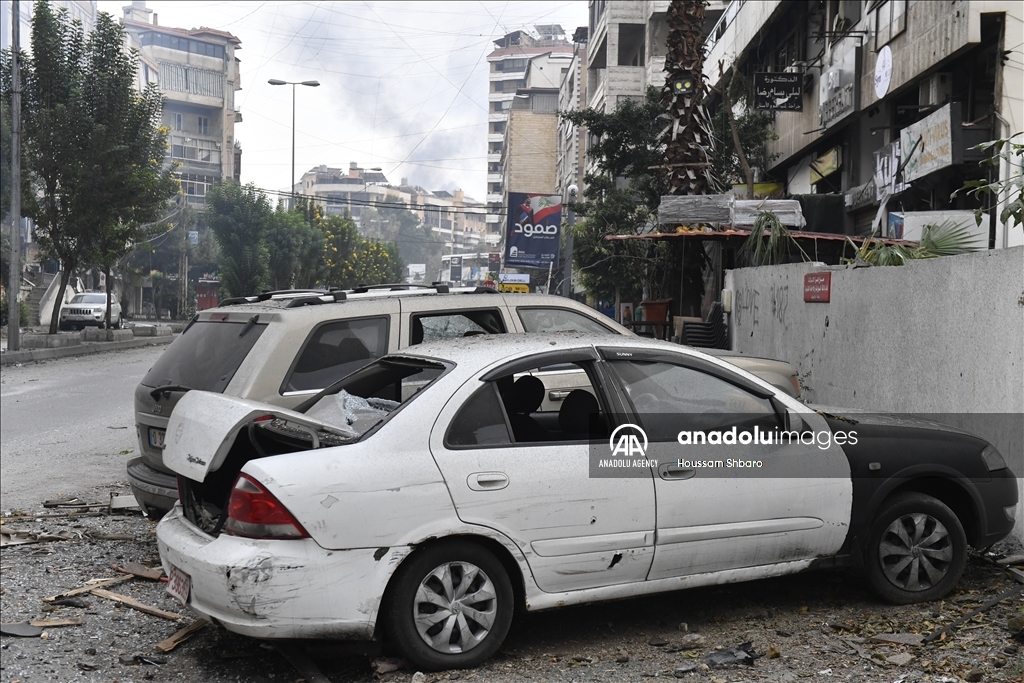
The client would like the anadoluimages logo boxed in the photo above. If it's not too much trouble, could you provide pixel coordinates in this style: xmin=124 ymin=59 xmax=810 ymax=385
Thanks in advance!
xmin=609 ymin=424 xmax=648 ymax=457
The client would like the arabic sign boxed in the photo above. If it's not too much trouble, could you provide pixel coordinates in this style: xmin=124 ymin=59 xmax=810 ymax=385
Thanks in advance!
xmin=803 ymin=272 xmax=831 ymax=303
xmin=505 ymin=192 xmax=561 ymax=268
xmin=449 ymin=255 xmax=462 ymax=283
xmin=499 ymin=273 xmax=530 ymax=284
xmin=188 ymin=231 xmax=199 ymax=245
xmin=845 ymin=177 xmax=877 ymax=212
xmin=754 ymin=72 xmax=803 ymax=111
xmin=874 ymin=45 xmax=893 ymax=98
xmin=818 ymin=48 xmax=859 ymax=128
xmin=899 ymin=102 xmax=962 ymax=183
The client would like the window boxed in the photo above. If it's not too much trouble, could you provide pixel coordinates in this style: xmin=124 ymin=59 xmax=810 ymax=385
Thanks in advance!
xmin=172 ymin=113 xmax=183 ymax=131
xmin=282 ymin=317 xmax=389 ymax=393
xmin=491 ymin=121 xmax=505 ymax=134
xmin=491 ymin=101 xmax=504 ymax=112
xmin=874 ymin=0 xmax=907 ymax=48
xmin=446 ymin=384 xmax=511 ymax=447
xmin=410 ymin=310 xmax=505 ymax=345
xmin=197 ymin=116 xmax=209 ymax=135
xmin=177 ymin=173 xmax=217 ymax=200
xmin=502 ymin=58 xmax=527 ymax=72
xmin=492 ymin=81 xmax=504 ymax=93
xmin=159 ymin=63 xmax=224 ymax=98
xmin=142 ymin=321 xmax=267 ymax=394
xmin=607 ymin=360 xmax=780 ymax=441
xmin=519 ymin=308 xmax=614 ymax=334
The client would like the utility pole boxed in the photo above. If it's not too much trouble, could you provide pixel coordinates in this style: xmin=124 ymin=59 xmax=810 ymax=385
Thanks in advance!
xmin=7 ymin=0 xmax=22 ymax=349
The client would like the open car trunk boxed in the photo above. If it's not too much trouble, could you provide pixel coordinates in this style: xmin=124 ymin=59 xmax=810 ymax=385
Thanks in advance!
xmin=162 ymin=356 xmax=449 ymax=536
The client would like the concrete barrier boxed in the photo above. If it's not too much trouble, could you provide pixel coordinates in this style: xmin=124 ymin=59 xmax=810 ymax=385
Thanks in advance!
xmin=20 ymin=333 xmax=83 ymax=349
xmin=130 ymin=325 xmax=172 ymax=337
xmin=725 ymin=246 xmax=1024 ymax=541
xmin=82 ymin=328 xmax=133 ymax=342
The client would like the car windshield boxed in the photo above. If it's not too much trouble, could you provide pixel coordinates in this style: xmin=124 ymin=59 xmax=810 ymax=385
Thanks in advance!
xmin=299 ymin=356 xmax=448 ymax=438
xmin=141 ymin=320 xmax=267 ymax=392
xmin=70 ymin=294 xmax=106 ymax=304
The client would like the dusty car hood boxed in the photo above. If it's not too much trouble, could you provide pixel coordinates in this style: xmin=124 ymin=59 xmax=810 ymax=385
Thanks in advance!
xmin=163 ymin=391 xmax=353 ymax=481
xmin=807 ymin=405 xmax=978 ymax=437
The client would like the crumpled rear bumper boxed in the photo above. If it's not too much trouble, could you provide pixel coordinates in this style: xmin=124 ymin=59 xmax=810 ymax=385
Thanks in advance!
xmin=156 ymin=506 xmax=384 ymax=640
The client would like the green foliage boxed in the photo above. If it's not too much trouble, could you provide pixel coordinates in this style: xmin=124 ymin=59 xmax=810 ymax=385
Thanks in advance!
xmin=710 ymin=72 xmax=780 ymax=188
xmin=205 ymin=183 xmax=271 ymax=297
xmin=951 ymin=132 xmax=1024 ymax=230
xmin=2 ymin=1 xmax=176 ymax=331
xmin=844 ymin=219 xmax=982 ymax=266
xmin=322 ymin=212 xmax=403 ymax=288
xmin=0 ymin=292 xmax=32 ymax=327
xmin=560 ymin=87 xmax=670 ymax=301
xmin=739 ymin=211 xmax=809 ymax=267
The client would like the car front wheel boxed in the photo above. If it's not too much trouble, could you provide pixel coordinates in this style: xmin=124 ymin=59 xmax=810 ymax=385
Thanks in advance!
xmin=865 ymin=492 xmax=967 ymax=604
xmin=387 ymin=541 xmax=514 ymax=671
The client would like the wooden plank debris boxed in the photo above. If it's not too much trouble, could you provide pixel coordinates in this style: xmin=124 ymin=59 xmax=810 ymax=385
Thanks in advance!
xmin=923 ymin=584 xmax=1024 ymax=642
xmin=45 ymin=576 xmax=132 ymax=601
xmin=114 ymin=562 xmax=164 ymax=581
xmin=154 ymin=620 xmax=207 ymax=653
xmin=89 ymin=589 xmax=183 ymax=621
xmin=29 ymin=618 xmax=83 ymax=627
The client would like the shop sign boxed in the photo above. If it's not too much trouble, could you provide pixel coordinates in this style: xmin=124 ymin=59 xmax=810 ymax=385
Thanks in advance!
xmin=754 ymin=72 xmax=803 ymax=111
xmin=873 ymin=140 xmax=906 ymax=201
xmin=900 ymin=102 xmax=963 ymax=183
xmin=810 ymin=147 xmax=842 ymax=184
xmin=818 ymin=48 xmax=859 ymax=128
xmin=845 ymin=178 xmax=877 ymax=212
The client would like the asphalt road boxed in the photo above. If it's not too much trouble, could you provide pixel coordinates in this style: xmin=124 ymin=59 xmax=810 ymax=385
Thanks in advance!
xmin=0 ymin=345 xmax=166 ymax=511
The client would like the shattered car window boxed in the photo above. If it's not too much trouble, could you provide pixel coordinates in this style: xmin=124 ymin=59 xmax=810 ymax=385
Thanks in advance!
xmin=305 ymin=391 xmax=401 ymax=437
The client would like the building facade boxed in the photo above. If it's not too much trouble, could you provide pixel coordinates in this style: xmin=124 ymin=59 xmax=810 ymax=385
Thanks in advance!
xmin=486 ymin=26 xmax=575 ymax=231
xmin=121 ymin=1 xmax=242 ymax=206
xmin=705 ymin=0 xmax=1023 ymax=248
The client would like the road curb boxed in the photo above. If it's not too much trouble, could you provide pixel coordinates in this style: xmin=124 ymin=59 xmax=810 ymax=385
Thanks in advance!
xmin=0 ymin=334 xmax=174 ymax=366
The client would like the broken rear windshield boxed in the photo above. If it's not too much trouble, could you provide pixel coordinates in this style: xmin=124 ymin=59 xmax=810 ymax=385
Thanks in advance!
xmin=141 ymin=320 xmax=267 ymax=392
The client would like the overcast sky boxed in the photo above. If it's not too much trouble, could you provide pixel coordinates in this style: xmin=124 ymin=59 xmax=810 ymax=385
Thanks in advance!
xmin=95 ymin=1 xmax=588 ymax=203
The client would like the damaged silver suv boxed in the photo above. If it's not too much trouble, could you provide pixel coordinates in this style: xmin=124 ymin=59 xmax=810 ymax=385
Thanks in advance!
xmin=131 ymin=284 xmax=802 ymax=516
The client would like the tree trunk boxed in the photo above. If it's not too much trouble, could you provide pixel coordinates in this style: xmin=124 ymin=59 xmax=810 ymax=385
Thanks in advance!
xmin=48 ymin=268 xmax=72 ymax=335
xmin=721 ymin=59 xmax=755 ymax=198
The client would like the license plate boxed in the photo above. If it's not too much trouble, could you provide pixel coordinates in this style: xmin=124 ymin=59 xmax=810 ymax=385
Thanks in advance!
xmin=166 ymin=565 xmax=191 ymax=606
xmin=149 ymin=428 xmax=166 ymax=449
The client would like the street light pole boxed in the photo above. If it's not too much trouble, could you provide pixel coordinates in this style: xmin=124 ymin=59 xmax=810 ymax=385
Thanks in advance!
xmin=268 ymin=79 xmax=320 ymax=206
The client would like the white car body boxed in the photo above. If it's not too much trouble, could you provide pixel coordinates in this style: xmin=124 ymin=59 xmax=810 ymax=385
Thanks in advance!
xmin=157 ymin=335 xmax=851 ymax=643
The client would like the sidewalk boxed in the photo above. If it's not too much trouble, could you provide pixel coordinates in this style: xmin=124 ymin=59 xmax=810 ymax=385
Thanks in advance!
xmin=0 ymin=331 xmax=175 ymax=366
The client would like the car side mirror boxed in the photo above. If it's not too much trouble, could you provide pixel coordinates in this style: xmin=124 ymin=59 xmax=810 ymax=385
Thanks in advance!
xmin=771 ymin=397 xmax=804 ymax=433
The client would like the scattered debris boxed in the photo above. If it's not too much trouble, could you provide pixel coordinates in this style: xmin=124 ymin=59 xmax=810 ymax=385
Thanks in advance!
xmin=51 ymin=596 xmax=89 ymax=608
xmin=135 ymin=654 xmax=167 ymax=665
xmin=277 ymin=643 xmax=333 ymax=683
xmin=996 ymin=553 xmax=1024 ymax=566
xmin=89 ymin=588 xmax=183 ymax=621
xmin=154 ymin=619 xmax=207 ymax=653
xmin=649 ymin=635 xmax=669 ymax=646
xmin=109 ymin=493 xmax=140 ymax=512
xmin=964 ymin=669 xmax=985 ymax=682
xmin=114 ymin=562 xmax=164 ymax=581
xmin=674 ymin=662 xmax=699 ymax=676
xmin=923 ymin=583 xmax=1024 ymax=642
xmin=372 ymin=656 xmax=406 ymax=675
xmin=678 ymin=633 xmax=705 ymax=649
xmin=411 ymin=672 xmax=427 ymax=683
xmin=88 ymin=531 xmax=135 ymax=541
xmin=76 ymin=661 xmax=98 ymax=671
xmin=702 ymin=642 xmax=757 ymax=668
xmin=766 ymin=645 xmax=781 ymax=659
xmin=615 ymin=649 xmax=629 ymax=663
xmin=886 ymin=652 xmax=914 ymax=666
xmin=0 ymin=621 xmax=45 ymax=637
xmin=0 ymin=528 xmax=79 ymax=546
xmin=45 ymin=575 xmax=132 ymax=601
xmin=869 ymin=633 xmax=924 ymax=646
xmin=28 ymin=618 xmax=83 ymax=627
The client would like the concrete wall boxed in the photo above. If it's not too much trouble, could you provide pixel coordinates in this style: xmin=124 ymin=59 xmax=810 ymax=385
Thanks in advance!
xmin=724 ymin=247 xmax=1024 ymax=539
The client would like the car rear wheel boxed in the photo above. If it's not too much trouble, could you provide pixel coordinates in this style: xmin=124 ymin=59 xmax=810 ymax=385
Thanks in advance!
xmin=865 ymin=492 xmax=967 ymax=604
xmin=387 ymin=540 xmax=513 ymax=671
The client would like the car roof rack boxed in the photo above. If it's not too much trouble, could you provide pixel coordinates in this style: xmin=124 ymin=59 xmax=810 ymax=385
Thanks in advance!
xmin=216 ymin=284 xmax=495 ymax=309
xmin=348 ymin=282 xmax=454 ymax=294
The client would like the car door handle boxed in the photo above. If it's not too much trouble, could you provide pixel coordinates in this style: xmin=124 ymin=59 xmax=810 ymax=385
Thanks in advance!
xmin=549 ymin=390 xmax=571 ymax=401
xmin=657 ymin=463 xmax=697 ymax=481
xmin=467 ymin=472 xmax=509 ymax=491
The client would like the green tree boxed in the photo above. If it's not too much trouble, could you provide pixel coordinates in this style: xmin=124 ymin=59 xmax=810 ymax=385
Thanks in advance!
xmin=6 ymin=2 xmax=92 ymax=333
xmin=266 ymin=206 xmax=329 ymax=289
xmin=205 ymin=183 xmax=271 ymax=297
xmin=79 ymin=12 xmax=178 ymax=328
xmin=560 ymin=87 xmax=670 ymax=302
xmin=709 ymin=71 xmax=779 ymax=191
xmin=323 ymin=212 xmax=363 ymax=287
xmin=349 ymin=239 xmax=404 ymax=287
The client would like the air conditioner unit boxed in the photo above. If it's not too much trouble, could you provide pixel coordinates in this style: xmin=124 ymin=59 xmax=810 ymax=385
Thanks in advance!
xmin=919 ymin=72 xmax=952 ymax=106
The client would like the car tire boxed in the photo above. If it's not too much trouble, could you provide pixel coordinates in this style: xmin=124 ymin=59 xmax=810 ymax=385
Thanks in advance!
xmin=864 ymin=492 xmax=967 ymax=604
xmin=387 ymin=540 xmax=514 ymax=671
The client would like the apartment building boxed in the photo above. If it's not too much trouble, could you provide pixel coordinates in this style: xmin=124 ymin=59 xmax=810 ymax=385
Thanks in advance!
xmin=121 ymin=1 xmax=242 ymax=206
xmin=1 ymin=0 xmax=96 ymax=51
xmin=704 ymin=0 xmax=1023 ymax=247
xmin=556 ymin=29 xmax=590 ymax=201
xmin=486 ymin=26 xmax=575 ymax=231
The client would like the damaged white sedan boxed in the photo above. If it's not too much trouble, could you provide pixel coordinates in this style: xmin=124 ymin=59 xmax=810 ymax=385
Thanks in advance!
xmin=157 ymin=335 xmax=1018 ymax=671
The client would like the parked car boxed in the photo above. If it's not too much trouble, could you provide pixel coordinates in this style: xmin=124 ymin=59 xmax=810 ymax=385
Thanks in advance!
xmin=130 ymin=285 xmax=801 ymax=517
xmin=59 ymin=292 xmax=122 ymax=330
xmin=156 ymin=334 xmax=1017 ymax=671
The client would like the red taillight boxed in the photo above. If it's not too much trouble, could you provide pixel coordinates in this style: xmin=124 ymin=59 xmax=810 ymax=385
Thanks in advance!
xmin=224 ymin=474 xmax=309 ymax=539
